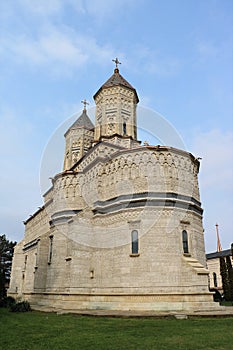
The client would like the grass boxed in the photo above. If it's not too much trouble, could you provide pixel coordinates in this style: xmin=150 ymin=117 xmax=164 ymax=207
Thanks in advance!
xmin=221 ymin=301 xmax=233 ymax=306
xmin=0 ymin=308 xmax=233 ymax=350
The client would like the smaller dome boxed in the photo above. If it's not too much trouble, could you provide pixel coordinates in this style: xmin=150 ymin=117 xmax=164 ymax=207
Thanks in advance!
xmin=65 ymin=109 xmax=94 ymax=136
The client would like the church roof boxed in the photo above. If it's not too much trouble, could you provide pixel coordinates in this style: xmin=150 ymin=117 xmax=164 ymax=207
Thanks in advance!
xmin=93 ymin=68 xmax=139 ymax=103
xmin=206 ymin=248 xmax=232 ymax=260
xmin=65 ymin=109 xmax=94 ymax=135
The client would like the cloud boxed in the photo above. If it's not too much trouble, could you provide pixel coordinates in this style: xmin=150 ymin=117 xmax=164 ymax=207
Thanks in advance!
xmin=0 ymin=25 xmax=114 ymax=75
xmin=6 ymin=0 xmax=136 ymax=20
xmin=146 ymin=57 xmax=181 ymax=77
xmin=16 ymin=0 xmax=86 ymax=17
xmin=197 ymin=41 xmax=218 ymax=59
xmin=0 ymin=1 xmax=178 ymax=78
xmin=0 ymin=107 xmax=34 ymax=155
xmin=85 ymin=0 xmax=138 ymax=20
xmin=18 ymin=0 xmax=65 ymax=15
xmin=191 ymin=129 xmax=233 ymax=190
xmin=190 ymin=129 xmax=233 ymax=251
xmin=0 ymin=107 xmax=43 ymax=241
xmin=125 ymin=45 xmax=181 ymax=77
xmin=1 ymin=29 xmax=87 ymax=67
xmin=195 ymin=37 xmax=233 ymax=65
xmin=0 ymin=1 xmax=121 ymax=75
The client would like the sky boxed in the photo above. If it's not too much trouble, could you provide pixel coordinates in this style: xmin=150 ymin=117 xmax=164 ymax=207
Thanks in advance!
xmin=0 ymin=0 xmax=232 ymax=253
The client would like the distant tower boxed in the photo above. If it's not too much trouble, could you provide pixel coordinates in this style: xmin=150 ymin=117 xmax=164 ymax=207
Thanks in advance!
xmin=93 ymin=58 xmax=139 ymax=142
xmin=216 ymin=223 xmax=222 ymax=252
xmin=63 ymin=100 xmax=94 ymax=170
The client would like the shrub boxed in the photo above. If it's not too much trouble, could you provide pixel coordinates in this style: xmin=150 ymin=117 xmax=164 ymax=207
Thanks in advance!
xmin=0 ymin=296 xmax=16 ymax=308
xmin=209 ymin=288 xmax=223 ymax=302
xmin=10 ymin=300 xmax=31 ymax=312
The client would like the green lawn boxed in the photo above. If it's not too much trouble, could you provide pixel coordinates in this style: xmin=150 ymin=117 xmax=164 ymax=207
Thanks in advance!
xmin=0 ymin=308 xmax=232 ymax=350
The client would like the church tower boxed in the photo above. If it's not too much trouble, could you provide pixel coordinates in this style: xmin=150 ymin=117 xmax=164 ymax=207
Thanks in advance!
xmin=93 ymin=58 xmax=139 ymax=142
xmin=63 ymin=100 xmax=94 ymax=170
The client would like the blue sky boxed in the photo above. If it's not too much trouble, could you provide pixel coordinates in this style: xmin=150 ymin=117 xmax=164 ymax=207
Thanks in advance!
xmin=0 ymin=0 xmax=232 ymax=252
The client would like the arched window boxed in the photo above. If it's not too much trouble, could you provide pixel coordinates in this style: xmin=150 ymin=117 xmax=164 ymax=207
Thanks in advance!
xmin=182 ymin=230 xmax=189 ymax=254
xmin=123 ymin=122 xmax=127 ymax=135
xmin=48 ymin=235 xmax=53 ymax=264
xmin=131 ymin=230 xmax=138 ymax=254
xmin=213 ymin=272 xmax=218 ymax=287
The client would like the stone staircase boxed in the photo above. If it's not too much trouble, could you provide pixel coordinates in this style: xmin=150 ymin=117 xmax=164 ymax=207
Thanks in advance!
xmin=183 ymin=255 xmax=209 ymax=275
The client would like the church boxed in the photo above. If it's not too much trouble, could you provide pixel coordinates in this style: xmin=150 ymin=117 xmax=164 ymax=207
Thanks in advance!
xmin=9 ymin=60 xmax=217 ymax=312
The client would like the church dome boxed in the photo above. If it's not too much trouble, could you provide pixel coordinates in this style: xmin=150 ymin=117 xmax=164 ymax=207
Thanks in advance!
xmin=93 ymin=67 xmax=139 ymax=103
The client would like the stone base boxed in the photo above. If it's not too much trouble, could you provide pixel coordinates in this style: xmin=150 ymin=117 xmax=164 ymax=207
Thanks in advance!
xmin=8 ymin=291 xmax=223 ymax=314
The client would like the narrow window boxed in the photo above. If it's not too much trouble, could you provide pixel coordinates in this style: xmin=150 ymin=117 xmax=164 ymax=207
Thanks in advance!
xmin=123 ymin=122 xmax=127 ymax=135
xmin=48 ymin=235 xmax=53 ymax=264
xmin=182 ymin=230 xmax=189 ymax=254
xmin=35 ymin=240 xmax=40 ymax=268
xmin=213 ymin=272 xmax=218 ymax=287
xmin=131 ymin=230 xmax=138 ymax=254
xmin=24 ymin=255 xmax=27 ymax=271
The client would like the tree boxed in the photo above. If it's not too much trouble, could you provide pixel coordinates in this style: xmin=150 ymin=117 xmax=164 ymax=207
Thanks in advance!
xmin=0 ymin=234 xmax=16 ymax=300
xmin=220 ymin=256 xmax=231 ymax=301
xmin=226 ymin=255 xmax=233 ymax=301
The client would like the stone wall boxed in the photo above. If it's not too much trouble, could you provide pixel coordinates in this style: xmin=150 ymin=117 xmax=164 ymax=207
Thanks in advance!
xmin=9 ymin=143 xmax=213 ymax=312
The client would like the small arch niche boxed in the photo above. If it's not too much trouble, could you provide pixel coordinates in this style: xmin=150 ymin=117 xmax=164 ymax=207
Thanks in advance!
xmin=123 ymin=122 xmax=127 ymax=135
xmin=182 ymin=230 xmax=189 ymax=254
xmin=131 ymin=230 xmax=139 ymax=255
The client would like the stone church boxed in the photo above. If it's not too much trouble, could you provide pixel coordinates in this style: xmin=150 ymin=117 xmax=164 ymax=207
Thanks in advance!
xmin=9 ymin=62 xmax=217 ymax=312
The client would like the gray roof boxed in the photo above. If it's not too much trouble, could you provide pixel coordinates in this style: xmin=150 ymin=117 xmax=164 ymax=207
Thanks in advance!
xmin=206 ymin=248 xmax=232 ymax=259
xmin=66 ymin=109 xmax=94 ymax=134
xmin=93 ymin=68 xmax=139 ymax=103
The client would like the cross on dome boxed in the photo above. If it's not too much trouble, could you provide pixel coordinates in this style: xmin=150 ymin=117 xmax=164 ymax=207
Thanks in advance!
xmin=112 ymin=57 xmax=121 ymax=71
xmin=81 ymin=99 xmax=89 ymax=111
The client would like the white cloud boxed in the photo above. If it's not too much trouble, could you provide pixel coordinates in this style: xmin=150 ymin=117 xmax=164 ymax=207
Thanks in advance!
xmin=0 ymin=1 xmax=176 ymax=78
xmin=189 ymin=129 xmax=233 ymax=251
xmin=0 ymin=107 xmax=43 ymax=242
xmin=85 ymin=0 xmax=137 ymax=19
xmin=197 ymin=41 xmax=218 ymax=59
xmin=0 ymin=25 xmax=114 ymax=75
xmin=8 ymin=0 xmax=136 ymax=20
xmin=0 ymin=1 xmax=121 ymax=75
xmin=146 ymin=57 xmax=181 ymax=77
xmin=16 ymin=0 xmax=86 ymax=17
xmin=196 ymin=37 xmax=233 ymax=64
xmin=125 ymin=45 xmax=181 ymax=77
xmin=1 ymin=29 xmax=87 ymax=67
xmin=191 ymin=129 xmax=233 ymax=190
xmin=18 ymin=0 xmax=64 ymax=15
xmin=0 ymin=108 xmax=33 ymax=155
